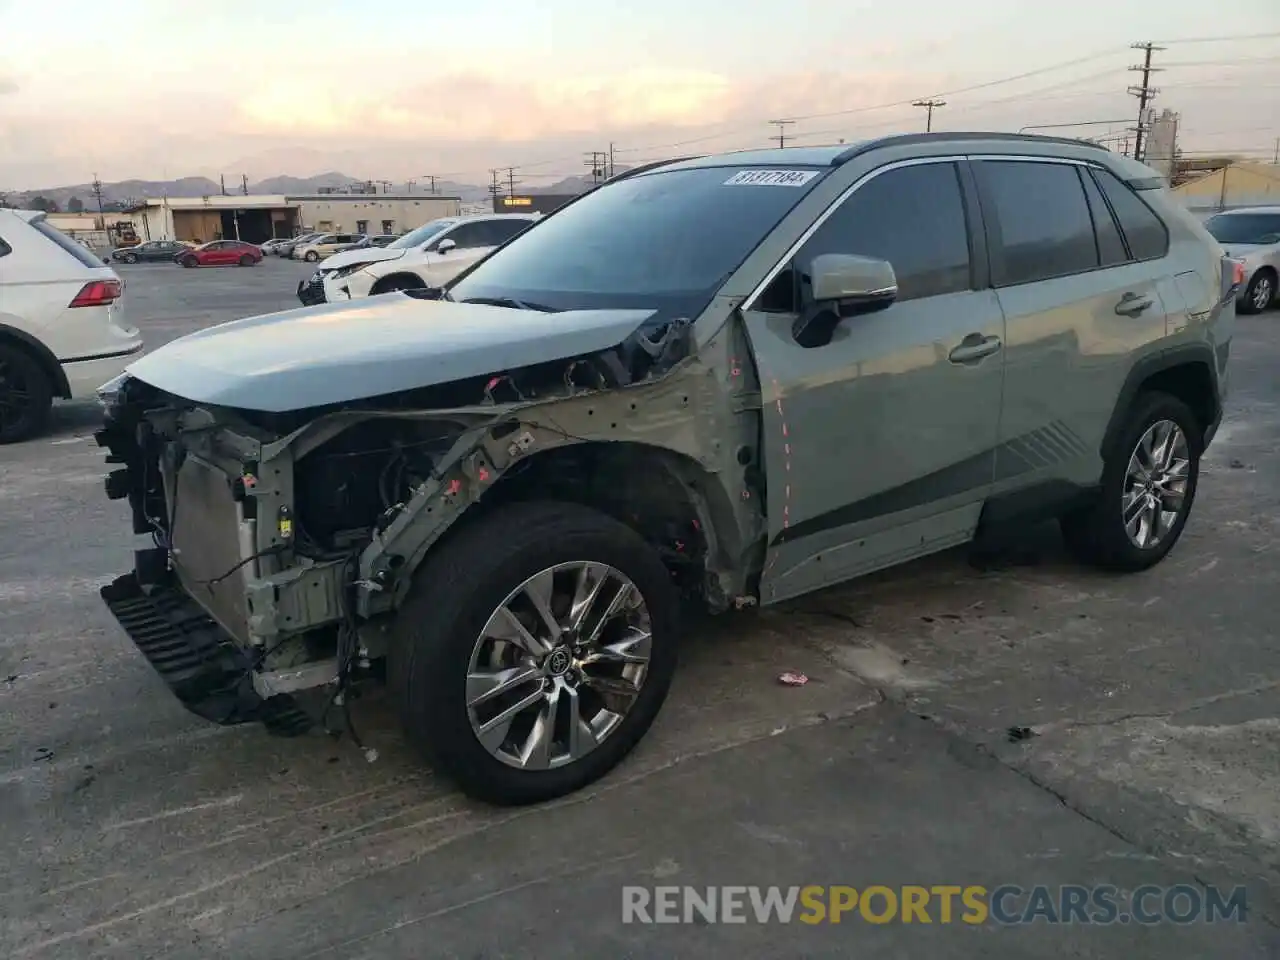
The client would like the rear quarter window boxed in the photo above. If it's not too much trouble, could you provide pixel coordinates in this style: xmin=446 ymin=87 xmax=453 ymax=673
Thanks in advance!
xmin=31 ymin=220 xmax=106 ymax=269
xmin=0 ymin=235 xmax=11 ymax=258
xmin=1091 ymin=167 xmax=1170 ymax=261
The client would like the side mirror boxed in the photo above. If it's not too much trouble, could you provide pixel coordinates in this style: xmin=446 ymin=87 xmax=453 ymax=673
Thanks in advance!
xmin=794 ymin=254 xmax=898 ymax=348
xmin=809 ymin=253 xmax=898 ymax=310
xmin=436 ymin=238 xmax=457 ymax=254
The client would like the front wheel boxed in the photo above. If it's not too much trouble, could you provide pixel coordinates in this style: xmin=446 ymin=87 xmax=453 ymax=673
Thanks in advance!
xmin=180 ymin=256 xmax=197 ymax=268
xmin=238 ymin=254 xmax=254 ymax=266
xmin=121 ymin=253 xmax=138 ymax=264
xmin=1060 ymin=391 xmax=1201 ymax=571
xmin=390 ymin=501 xmax=680 ymax=806
xmin=304 ymin=251 xmax=320 ymax=263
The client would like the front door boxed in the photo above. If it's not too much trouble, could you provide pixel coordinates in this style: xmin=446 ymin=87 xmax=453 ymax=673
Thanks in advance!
xmin=744 ymin=159 xmax=1007 ymax=604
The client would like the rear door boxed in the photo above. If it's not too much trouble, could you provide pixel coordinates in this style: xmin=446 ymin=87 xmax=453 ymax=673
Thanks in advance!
xmin=747 ymin=159 xmax=1007 ymax=603
xmin=972 ymin=158 xmax=1171 ymax=499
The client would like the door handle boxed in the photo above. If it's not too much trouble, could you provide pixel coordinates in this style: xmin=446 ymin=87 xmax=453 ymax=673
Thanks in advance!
xmin=948 ymin=333 xmax=1002 ymax=364
xmin=1115 ymin=292 xmax=1155 ymax=317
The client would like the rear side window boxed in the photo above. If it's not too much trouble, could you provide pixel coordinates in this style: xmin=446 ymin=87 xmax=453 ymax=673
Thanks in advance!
xmin=1079 ymin=170 xmax=1128 ymax=267
xmin=485 ymin=219 xmax=533 ymax=245
xmin=0 ymin=235 xmax=11 ymax=258
xmin=31 ymin=219 xmax=105 ymax=269
xmin=980 ymin=160 xmax=1098 ymax=286
xmin=1091 ymin=167 xmax=1169 ymax=260
xmin=758 ymin=161 xmax=972 ymax=311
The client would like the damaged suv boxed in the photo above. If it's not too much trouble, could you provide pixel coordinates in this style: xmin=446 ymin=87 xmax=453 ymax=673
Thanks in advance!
xmin=97 ymin=133 xmax=1237 ymax=805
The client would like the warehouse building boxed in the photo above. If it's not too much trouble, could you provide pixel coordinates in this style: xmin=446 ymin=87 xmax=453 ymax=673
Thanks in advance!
xmin=1172 ymin=161 xmax=1280 ymax=214
xmin=127 ymin=193 xmax=461 ymax=244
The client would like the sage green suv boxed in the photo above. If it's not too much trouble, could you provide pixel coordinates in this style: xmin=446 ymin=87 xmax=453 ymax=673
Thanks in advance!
xmin=97 ymin=133 xmax=1236 ymax=805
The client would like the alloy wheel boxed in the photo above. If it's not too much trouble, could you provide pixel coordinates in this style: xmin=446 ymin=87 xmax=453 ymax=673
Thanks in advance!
xmin=1252 ymin=275 xmax=1273 ymax=312
xmin=1122 ymin=419 xmax=1190 ymax=550
xmin=0 ymin=354 xmax=33 ymax=435
xmin=465 ymin=561 xmax=652 ymax=770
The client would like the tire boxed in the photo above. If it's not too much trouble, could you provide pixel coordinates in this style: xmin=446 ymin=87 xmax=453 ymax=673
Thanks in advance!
xmin=304 ymin=251 xmax=320 ymax=262
xmin=1237 ymin=269 xmax=1275 ymax=315
xmin=0 ymin=341 xmax=54 ymax=444
xmin=389 ymin=501 xmax=680 ymax=806
xmin=121 ymin=252 xmax=138 ymax=264
xmin=238 ymin=254 xmax=254 ymax=266
xmin=180 ymin=256 xmax=197 ymax=268
xmin=1060 ymin=391 xmax=1201 ymax=571
xmin=370 ymin=274 xmax=424 ymax=295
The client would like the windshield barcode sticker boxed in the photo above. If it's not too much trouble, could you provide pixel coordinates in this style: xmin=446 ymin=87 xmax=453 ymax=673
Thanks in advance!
xmin=723 ymin=169 xmax=819 ymax=187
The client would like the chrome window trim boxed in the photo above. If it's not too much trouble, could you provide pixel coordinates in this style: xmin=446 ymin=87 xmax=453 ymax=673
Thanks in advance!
xmin=742 ymin=152 xmax=1103 ymax=310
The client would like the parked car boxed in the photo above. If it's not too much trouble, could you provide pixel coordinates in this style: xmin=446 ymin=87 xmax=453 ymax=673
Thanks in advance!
xmin=176 ymin=240 xmax=263 ymax=267
xmin=95 ymin=133 xmax=1237 ymax=805
xmin=349 ymin=234 xmax=400 ymax=250
xmin=292 ymin=233 xmax=365 ymax=262
xmin=110 ymin=239 xmax=190 ymax=263
xmin=259 ymin=238 xmax=292 ymax=256
xmin=0 ymin=208 xmax=141 ymax=443
xmin=296 ymin=214 xmax=537 ymax=305
xmin=1202 ymin=206 xmax=1280 ymax=314
xmin=274 ymin=233 xmax=323 ymax=258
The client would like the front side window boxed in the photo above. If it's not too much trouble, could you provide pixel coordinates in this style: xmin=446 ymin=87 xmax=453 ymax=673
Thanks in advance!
xmin=450 ymin=164 xmax=827 ymax=319
xmin=390 ymin=219 xmax=455 ymax=250
xmin=441 ymin=223 xmax=489 ymax=249
xmin=757 ymin=161 xmax=972 ymax=312
xmin=979 ymin=160 xmax=1097 ymax=286
xmin=1204 ymin=212 xmax=1280 ymax=246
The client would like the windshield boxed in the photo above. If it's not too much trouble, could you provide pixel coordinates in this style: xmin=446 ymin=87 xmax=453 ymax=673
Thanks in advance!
xmin=390 ymin=219 xmax=456 ymax=250
xmin=1205 ymin=213 xmax=1280 ymax=245
xmin=449 ymin=165 xmax=827 ymax=317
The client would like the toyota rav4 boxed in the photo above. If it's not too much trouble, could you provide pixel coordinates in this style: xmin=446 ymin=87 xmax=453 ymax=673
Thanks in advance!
xmin=96 ymin=133 xmax=1238 ymax=805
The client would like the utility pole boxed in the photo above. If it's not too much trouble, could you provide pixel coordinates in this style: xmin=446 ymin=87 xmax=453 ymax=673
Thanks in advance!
xmin=219 ymin=174 xmax=227 ymax=196
xmin=1128 ymin=41 xmax=1164 ymax=162
xmin=768 ymin=119 xmax=795 ymax=148
xmin=608 ymin=142 xmax=616 ymax=179
xmin=504 ymin=167 xmax=521 ymax=198
xmin=241 ymin=174 xmax=249 ymax=196
xmin=585 ymin=151 xmax=607 ymax=184
xmin=91 ymin=173 xmax=106 ymax=235
xmin=488 ymin=169 xmax=502 ymax=209
xmin=1273 ymin=137 xmax=1278 ymax=165
xmin=427 ymin=175 xmax=438 ymax=194
xmin=912 ymin=99 xmax=946 ymax=132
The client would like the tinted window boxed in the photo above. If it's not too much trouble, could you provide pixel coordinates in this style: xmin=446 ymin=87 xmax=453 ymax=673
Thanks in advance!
xmin=390 ymin=219 xmax=455 ymax=250
xmin=1079 ymin=169 xmax=1128 ymax=267
xmin=31 ymin=219 xmax=105 ymax=268
xmin=1092 ymin=168 xmax=1168 ymax=260
xmin=485 ymin=218 xmax=533 ymax=245
xmin=451 ymin=165 xmax=827 ymax=320
xmin=0 ymin=235 xmax=10 ymax=258
xmin=443 ymin=223 xmax=489 ymax=249
xmin=1204 ymin=212 xmax=1280 ymax=245
xmin=981 ymin=161 xmax=1097 ymax=285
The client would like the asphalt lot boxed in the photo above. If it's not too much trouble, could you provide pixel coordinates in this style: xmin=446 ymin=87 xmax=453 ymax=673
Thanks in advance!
xmin=2 ymin=258 xmax=1279 ymax=958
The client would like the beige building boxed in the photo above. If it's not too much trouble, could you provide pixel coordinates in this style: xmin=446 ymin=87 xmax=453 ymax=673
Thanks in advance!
xmin=127 ymin=193 xmax=461 ymax=244
xmin=1172 ymin=162 xmax=1280 ymax=214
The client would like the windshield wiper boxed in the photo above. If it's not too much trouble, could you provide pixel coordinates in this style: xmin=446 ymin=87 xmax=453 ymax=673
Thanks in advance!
xmin=460 ymin=296 xmax=557 ymax=313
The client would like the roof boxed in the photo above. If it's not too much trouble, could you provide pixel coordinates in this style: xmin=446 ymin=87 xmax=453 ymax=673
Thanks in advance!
xmin=1206 ymin=205 xmax=1280 ymax=215
xmin=126 ymin=195 xmax=291 ymax=212
xmin=286 ymin=193 xmax=461 ymax=202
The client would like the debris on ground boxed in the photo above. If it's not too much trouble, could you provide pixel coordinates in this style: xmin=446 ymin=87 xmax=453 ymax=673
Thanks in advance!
xmin=778 ymin=671 xmax=809 ymax=687
xmin=1007 ymin=726 xmax=1037 ymax=742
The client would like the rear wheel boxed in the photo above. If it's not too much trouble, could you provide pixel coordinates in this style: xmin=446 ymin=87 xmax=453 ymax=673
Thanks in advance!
xmin=121 ymin=252 xmax=138 ymax=264
xmin=1237 ymin=269 xmax=1275 ymax=315
xmin=389 ymin=501 xmax=680 ymax=806
xmin=304 ymin=250 xmax=320 ymax=262
xmin=238 ymin=254 xmax=254 ymax=266
xmin=0 ymin=342 xmax=54 ymax=444
xmin=180 ymin=255 xmax=197 ymax=268
xmin=1060 ymin=391 xmax=1200 ymax=571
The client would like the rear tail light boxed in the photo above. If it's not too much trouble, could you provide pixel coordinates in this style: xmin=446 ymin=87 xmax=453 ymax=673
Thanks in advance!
xmin=1220 ymin=257 xmax=1245 ymax=303
xmin=69 ymin=279 xmax=123 ymax=308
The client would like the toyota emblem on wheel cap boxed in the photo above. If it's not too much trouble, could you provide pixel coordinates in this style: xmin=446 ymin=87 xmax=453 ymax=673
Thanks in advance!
xmin=546 ymin=647 xmax=572 ymax=676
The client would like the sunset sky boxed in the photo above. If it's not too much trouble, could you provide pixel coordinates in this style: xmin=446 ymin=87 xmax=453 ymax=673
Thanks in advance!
xmin=1 ymin=0 xmax=1276 ymax=189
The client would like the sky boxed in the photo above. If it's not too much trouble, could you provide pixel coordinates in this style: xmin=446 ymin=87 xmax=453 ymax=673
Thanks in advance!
xmin=0 ymin=0 xmax=1277 ymax=190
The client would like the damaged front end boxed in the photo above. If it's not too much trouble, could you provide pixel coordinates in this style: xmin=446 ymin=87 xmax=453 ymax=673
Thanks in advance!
xmin=95 ymin=311 xmax=763 ymax=737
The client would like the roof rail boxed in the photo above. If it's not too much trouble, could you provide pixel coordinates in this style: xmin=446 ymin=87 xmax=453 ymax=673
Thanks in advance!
xmin=605 ymin=156 xmax=702 ymax=183
xmin=831 ymin=131 xmax=1109 ymax=167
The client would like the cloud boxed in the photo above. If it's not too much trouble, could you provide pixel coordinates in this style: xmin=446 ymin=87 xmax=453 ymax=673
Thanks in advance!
xmin=0 ymin=76 xmax=17 ymax=95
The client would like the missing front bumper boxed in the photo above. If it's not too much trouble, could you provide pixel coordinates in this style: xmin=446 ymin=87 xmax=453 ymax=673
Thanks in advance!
xmin=100 ymin=571 xmax=313 ymax=737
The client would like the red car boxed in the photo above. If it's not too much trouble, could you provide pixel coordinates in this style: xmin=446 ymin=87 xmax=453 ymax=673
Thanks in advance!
xmin=176 ymin=240 xmax=263 ymax=268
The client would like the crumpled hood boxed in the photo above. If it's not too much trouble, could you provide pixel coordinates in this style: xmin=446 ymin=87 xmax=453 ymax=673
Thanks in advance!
xmin=317 ymin=246 xmax=406 ymax=271
xmin=125 ymin=295 xmax=657 ymax=413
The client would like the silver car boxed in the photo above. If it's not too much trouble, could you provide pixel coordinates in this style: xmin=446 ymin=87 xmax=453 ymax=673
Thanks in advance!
xmin=1203 ymin=206 xmax=1280 ymax=314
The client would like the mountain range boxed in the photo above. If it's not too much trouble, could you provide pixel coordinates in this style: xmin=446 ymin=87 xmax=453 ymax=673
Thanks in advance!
xmin=3 ymin=170 xmax=619 ymax=212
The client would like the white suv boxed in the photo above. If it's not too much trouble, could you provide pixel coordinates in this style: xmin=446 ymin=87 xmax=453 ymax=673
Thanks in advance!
xmin=0 ymin=209 xmax=142 ymax=443
xmin=296 ymin=213 xmax=539 ymax=306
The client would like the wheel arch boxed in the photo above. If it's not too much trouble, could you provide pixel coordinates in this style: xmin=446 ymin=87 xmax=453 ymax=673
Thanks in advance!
xmin=0 ymin=322 xmax=71 ymax=398
xmin=370 ymin=271 xmax=426 ymax=295
xmin=1101 ymin=344 xmax=1220 ymax=460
